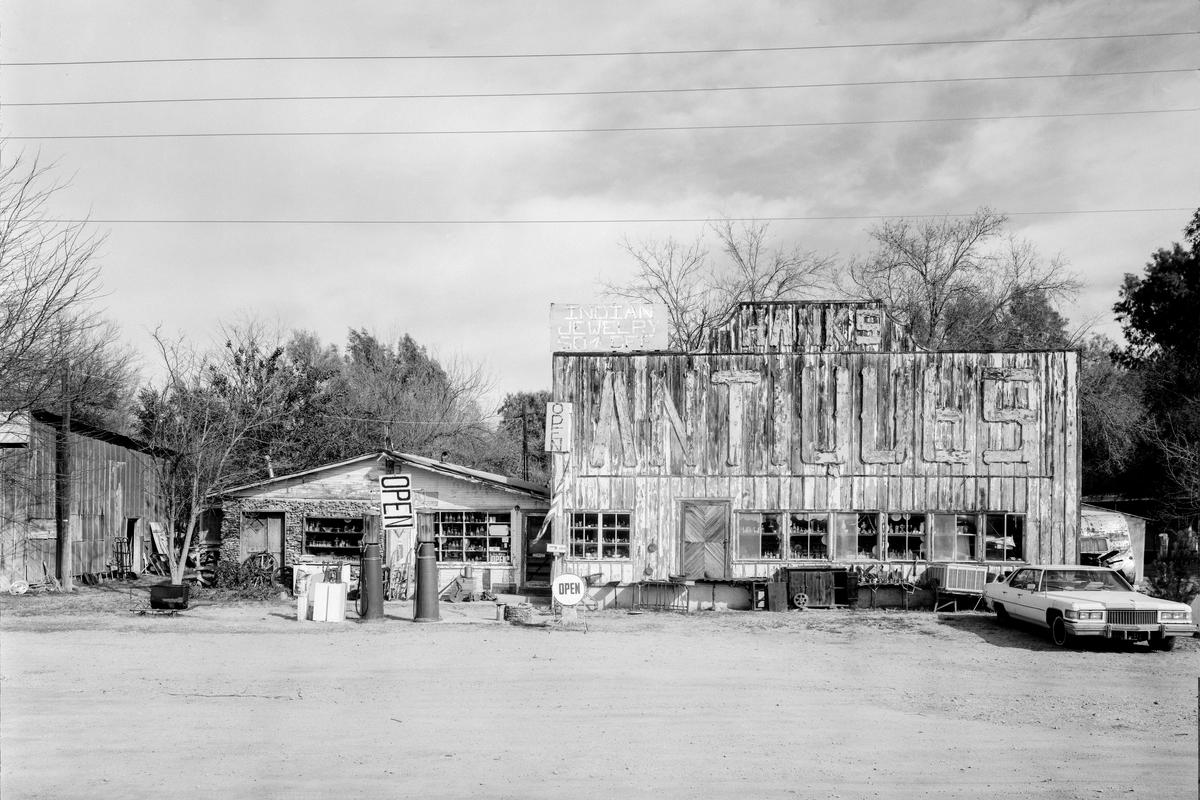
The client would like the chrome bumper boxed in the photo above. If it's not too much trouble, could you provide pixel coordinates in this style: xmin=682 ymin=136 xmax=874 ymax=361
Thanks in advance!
xmin=1067 ymin=621 xmax=1196 ymax=638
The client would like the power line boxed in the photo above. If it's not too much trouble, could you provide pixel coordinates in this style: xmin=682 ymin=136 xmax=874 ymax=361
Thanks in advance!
xmin=315 ymin=411 xmax=501 ymax=425
xmin=8 ymin=106 xmax=1197 ymax=140
xmin=6 ymin=67 xmax=1194 ymax=107
xmin=3 ymin=30 xmax=1196 ymax=66
xmin=43 ymin=208 xmax=1195 ymax=226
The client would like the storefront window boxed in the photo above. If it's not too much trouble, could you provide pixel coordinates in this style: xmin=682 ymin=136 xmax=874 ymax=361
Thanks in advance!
xmin=569 ymin=512 xmax=631 ymax=559
xmin=955 ymin=514 xmax=977 ymax=561
xmin=885 ymin=513 xmax=926 ymax=560
xmin=984 ymin=513 xmax=1025 ymax=562
xmin=855 ymin=513 xmax=880 ymax=559
xmin=737 ymin=512 xmax=781 ymax=559
xmin=788 ymin=513 xmax=829 ymax=559
xmin=737 ymin=512 xmax=833 ymax=560
xmin=435 ymin=511 xmax=511 ymax=563
xmin=932 ymin=513 xmax=979 ymax=562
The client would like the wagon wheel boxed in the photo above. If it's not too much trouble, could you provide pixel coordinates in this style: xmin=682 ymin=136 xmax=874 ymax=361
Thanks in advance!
xmin=792 ymin=592 xmax=809 ymax=610
xmin=194 ymin=546 xmax=219 ymax=587
xmin=243 ymin=552 xmax=278 ymax=586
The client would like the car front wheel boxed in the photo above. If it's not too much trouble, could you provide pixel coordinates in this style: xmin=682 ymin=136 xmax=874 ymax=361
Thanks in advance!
xmin=993 ymin=603 xmax=1011 ymax=624
xmin=1149 ymin=633 xmax=1176 ymax=652
xmin=1050 ymin=614 xmax=1073 ymax=647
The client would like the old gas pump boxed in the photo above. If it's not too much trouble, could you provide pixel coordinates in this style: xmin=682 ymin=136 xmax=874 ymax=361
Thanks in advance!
xmin=413 ymin=527 xmax=440 ymax=622
xmin=358 ymin=516 xmax=385 ymax=622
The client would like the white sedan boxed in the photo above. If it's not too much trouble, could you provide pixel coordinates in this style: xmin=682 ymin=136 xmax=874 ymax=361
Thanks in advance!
xmin=982 ymin=564 xmax=1196 ymax=650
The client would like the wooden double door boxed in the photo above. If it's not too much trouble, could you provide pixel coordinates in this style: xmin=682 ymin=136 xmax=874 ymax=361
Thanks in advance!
xmin=241 ymin=512 xmax=284 ymax=564
xmin=680 ymin=501 xmax=731 ymax=580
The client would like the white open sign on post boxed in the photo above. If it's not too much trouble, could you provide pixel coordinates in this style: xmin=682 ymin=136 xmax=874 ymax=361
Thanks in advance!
xmin=379 ymin=474 xmax=414 ymax=529
xmin=552 ymin=573 xmax=586 ymax=606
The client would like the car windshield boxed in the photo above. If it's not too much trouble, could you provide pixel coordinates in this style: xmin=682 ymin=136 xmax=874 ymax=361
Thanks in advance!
xmin=1041 ymin=569 xmax=1130 ymax=592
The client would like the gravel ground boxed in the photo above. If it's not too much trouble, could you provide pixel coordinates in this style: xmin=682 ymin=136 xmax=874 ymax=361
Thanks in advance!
xmin=1 ymin=582 xmax=1196 ymax=800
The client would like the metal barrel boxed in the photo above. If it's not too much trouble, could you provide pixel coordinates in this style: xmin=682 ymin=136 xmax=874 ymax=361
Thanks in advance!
xmin=358 ymin=541 xmax=385 ymax=621
xmin=413 ymin=529 xmax=441 ymax=622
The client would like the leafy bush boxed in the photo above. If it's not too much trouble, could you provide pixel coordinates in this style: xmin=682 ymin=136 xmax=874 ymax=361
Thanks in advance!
xmin=1145 ymin=530 xmax=1200 ymax=605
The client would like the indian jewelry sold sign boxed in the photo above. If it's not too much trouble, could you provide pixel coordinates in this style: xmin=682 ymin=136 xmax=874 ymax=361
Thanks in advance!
xmin=550 ymin=302 xmax=668 ymax=352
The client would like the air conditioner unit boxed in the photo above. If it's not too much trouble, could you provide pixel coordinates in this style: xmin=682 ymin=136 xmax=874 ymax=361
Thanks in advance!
xmin=925 ymin=563 xmax=987 ymax=595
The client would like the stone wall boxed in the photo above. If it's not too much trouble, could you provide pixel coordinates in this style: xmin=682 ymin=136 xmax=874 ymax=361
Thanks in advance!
xmin=219 ymin=497 xmax=376 ymax=567
xmin=219 ymin=495 xmax=528 ymax=594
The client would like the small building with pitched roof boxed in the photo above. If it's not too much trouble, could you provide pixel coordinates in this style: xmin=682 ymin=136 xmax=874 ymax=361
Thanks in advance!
xmin=216 ymin=451 xmax=551 ymax=594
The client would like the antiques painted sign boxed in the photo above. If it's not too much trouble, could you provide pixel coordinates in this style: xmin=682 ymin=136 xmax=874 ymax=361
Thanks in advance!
xmin=556 ymin=353 xmax=1061 ymax=475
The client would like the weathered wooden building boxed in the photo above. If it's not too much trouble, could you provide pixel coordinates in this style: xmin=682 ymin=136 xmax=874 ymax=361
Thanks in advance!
xmin=217 ymin=451 xmax=551 ymax=593
xmin=0 ymin=410 xmax=165 ymax=582
xmin=547 ymin=300 xmax=1080 ymax=608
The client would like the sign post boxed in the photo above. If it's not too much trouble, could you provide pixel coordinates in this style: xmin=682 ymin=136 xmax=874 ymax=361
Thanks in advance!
xmin=552 ymin=572 xmax=587 ymax=625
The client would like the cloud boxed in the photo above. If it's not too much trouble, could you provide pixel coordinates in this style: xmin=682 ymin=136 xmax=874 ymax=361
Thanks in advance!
xmin=3 ymin=0 xmax=1197 ymax=403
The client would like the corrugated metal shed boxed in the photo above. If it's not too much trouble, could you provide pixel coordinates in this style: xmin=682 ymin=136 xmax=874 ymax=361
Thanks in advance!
xmin=1 ymin=411 xmax=164 ymax=581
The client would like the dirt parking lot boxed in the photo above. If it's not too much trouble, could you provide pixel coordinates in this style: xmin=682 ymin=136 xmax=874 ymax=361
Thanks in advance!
xmin=1 ymin=583 xmax=1196 ymax=800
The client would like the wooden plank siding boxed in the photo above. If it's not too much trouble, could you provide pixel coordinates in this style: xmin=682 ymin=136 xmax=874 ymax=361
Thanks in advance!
xmin=1 ymin=415 xmax=164 ymax=580
xmin=550 ymin=305 xmax=1079 ymax=586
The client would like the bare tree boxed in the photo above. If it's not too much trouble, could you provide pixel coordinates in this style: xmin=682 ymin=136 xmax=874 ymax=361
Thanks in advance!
xmin=708 ymin=219 xmax=834 ymax=307
xmin=847 ymin=209 xmax=1079 ymax=349
xmin=605 ymin=219 xmax=834 ymax=350
xmin=58 ymin=321 xmax=142 ymax=431
xmin=1152 ymin=421 xmax=1200 ymax=519
xmin=1078 ymin=335 xmax=1148 ymax=492
xmin=2 ymin=154 xmax=140 ymax=581
xmin=136 ymin=325 xmax=301 ymax=585
xmin=0 ymin=153 xmax=107 ymax=419
xmin=606 ymin=233 xmax=718 ymax=351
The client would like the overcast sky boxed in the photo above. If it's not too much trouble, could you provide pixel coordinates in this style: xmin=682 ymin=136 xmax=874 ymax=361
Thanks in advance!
xmin=2 ymin=1 xmax=1197 ymax=417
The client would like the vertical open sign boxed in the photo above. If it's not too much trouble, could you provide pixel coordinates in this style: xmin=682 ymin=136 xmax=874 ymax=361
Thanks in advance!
xmin=379 ymin=474 xmax=415 ymax=530
xmin=545 ymin=401 xmax=573 ymax=452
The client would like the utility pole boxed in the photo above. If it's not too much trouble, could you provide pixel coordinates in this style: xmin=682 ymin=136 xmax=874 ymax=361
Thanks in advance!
xmin=55 ymin=362 xmax=74 ymax=591
xmin=521 ymin=408 xmax=529 ymax=480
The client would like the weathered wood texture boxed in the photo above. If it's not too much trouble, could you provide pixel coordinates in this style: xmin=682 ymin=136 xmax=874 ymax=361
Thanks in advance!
xmin=707 ymin=301 xmax=917 ymax=354
xmin=550 ymin=306 xmax=1079 ymax=584
xmin=1 ymin=414 xmax=163 ymax=580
